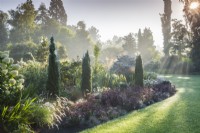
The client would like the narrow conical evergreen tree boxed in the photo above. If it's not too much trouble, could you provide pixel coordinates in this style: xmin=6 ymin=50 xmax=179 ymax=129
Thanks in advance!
xmin=81 ymin=51 xmax=92 ymax=97
xmin=135 ymin=55 xmax=143 ymax=87
xmin=46 ymin=37 xmax=60 ymax=98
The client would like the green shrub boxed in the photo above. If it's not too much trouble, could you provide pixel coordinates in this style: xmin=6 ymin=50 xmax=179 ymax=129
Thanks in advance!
xmin=0 ymin=51 xmax=55 ymax=132
xmin=19 ymin=60 xmax=47 ymax=97
xmin=110 ymin=55 xmax=135 ymax=84
xmin=92 ymin=65 xmax=127 ymax=90
xmin=92 ymin=64 xmax=107 ymax=89
xmin=41 ymin=97 xmax=68 ymax=128
xmin=60 ymin=60 xmax=82 ymax=89
xmin=135 ymin=55 xmax=144 ymax=87
xmin=0 ymin=51 xmax=24 ymax=106
xmin=144 ymin=72 xmax=157 ymax=80
xmin=31 ymin=104 xmax=54 ymax=127
xmin=108 ymin=74 xmax=127 ymax=89
xmin=144 ymin=60 xmax=160 ymax=72
xmin=0 ymin=98 xmax=36 ymax=132
xmin=0 ymin=98 xmax=56 ymax=132
xmin=9 ymin=40 xmax=37 ymax=62
xmin=60 ymin=87 xmax=82 ymax=101
xmin=13 ymin=124 xmax=34 ymax=133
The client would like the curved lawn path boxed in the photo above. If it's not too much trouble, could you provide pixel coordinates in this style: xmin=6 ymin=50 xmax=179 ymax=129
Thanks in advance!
xmin=82 ymin=75 xmax=200 ymax=133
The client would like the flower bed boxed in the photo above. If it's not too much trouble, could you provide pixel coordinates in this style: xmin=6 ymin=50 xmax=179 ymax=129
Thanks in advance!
xmin=38 ymin=80 xmax=176 ymax=133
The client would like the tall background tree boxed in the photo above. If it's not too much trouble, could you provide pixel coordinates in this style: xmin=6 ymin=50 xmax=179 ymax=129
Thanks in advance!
xmin=161 ymin=0 xmax=172 ymax=56
xmin=67 ymin=21 xmax=93 ymax=59
xmin=0 ymin=10 xmax=8 ymax=49
xmin=34 ymin=2 xmax=50 ymax=41
xmin=76 ymin=21 xmax=88 ymax=39
xmin=49 ymin=0 xmax=67 ymax=26
xmin=46 ymin=37 xmax=60 ymax=98
xmin=88 ymin=26 xmax=101 ymax=43
xmin=81 ymin=51 xmax=92 ymax=97
xmin=122 ymin=33 xmax=137 ymax=57
xmin=179 ymin=0 xmax=200 ymax=72
xmin=36 ymin=36 xmax=49 ymax=62
xmin=137 ymin=28 xmax=156 ymax=63
xmin=8 ymin=0 xmax=36 ymax=43
xmin=170 ymin=19 xmax=190 ymax=59
xmin=36 ymin=3 xmax=49 ymax=25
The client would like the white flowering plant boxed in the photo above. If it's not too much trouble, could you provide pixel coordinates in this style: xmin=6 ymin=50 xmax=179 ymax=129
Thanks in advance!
xmin=0 ymin=51 xmax=24 ymax=106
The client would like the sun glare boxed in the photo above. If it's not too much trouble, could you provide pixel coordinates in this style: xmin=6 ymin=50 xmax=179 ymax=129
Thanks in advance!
xmin=190 ymin=2 xmax=199 ymax=9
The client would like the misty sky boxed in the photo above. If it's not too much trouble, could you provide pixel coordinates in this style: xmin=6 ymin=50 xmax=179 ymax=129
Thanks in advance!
xmin=0 ymin=0 xmax=184 ymax=48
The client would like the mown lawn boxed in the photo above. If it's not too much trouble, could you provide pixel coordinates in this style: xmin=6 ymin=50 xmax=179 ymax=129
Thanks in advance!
xmin=82 ymin=75 xmax=200 ymax=133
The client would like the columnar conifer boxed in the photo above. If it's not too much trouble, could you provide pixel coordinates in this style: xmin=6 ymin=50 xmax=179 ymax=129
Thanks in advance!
xmin=46 ymin=37 xmax=60 ymax=98
xmin=135 ymin=55 xmax=143 ymax=87
xmin=81 ymin=51 xmax=92 ymax=97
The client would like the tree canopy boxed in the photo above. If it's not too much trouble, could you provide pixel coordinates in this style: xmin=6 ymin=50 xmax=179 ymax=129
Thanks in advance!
xmin=49 ymin=0 xmax=67 ymax=26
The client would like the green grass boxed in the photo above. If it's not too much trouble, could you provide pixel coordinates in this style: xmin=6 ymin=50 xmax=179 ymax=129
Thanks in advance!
xmin=82 ymin=75 xmax=200 ymax=133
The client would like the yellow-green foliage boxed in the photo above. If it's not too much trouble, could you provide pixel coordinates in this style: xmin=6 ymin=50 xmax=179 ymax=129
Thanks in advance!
xmin=92 ymin=65 xmax=127 ymax=89
xmin=36 ymin=36 xmax=49 ymax=62
xmin=31 ymin=104 xmax=54 ymax=127
xmin=0 ymin=98 xmax=36 ymax=132
xmin=19 ymin=60 xmax=47 ymax=97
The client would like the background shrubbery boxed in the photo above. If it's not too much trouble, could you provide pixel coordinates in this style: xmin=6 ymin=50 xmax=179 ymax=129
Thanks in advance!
xmin=19 ymin=60 xmax=47 ymax=98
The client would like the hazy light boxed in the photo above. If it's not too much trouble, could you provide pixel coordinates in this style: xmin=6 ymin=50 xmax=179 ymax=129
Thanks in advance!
xmin=177 ymin=76 xmax=190 ymax=79
xmin=189 ymin=2 xmax=199 ymax=10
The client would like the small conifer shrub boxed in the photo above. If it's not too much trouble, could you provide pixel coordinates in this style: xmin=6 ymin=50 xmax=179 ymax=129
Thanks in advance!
xmin=46 ymin=37 xmax=60 ymax=98
xmin=81 ymin=51 xmax=92 ymax=97
xmin=135 ymin=55 xmax=144 ymax=87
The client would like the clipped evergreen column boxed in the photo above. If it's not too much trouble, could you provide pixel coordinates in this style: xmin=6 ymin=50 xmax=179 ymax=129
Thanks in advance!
xmin=135 ymin=55 xmax=144 ymax=87
xmin=46 ymin=37 xmax=60 ymax=98
xmin=81 ymin=51 xmax=92 ymax=97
